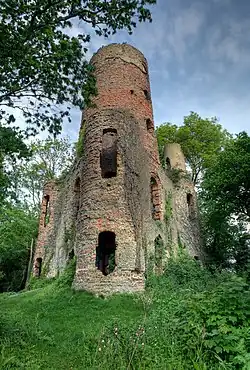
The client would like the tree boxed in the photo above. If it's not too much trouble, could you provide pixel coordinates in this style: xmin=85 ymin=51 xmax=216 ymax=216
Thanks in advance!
xmin=200 ymin=132 xmax=250 ymax=272
xmin=156 ymin=112 xmax=231 ymax=185
xmin=0 ymin=127 xmax=30 ymax=205
xmin=0 ymin=205 xmax=38 ymax=292
xmin=155 ymin=122 xmax=178 ymax=163
xmin=202 ymin=132 xmax=250 ymax=222
xmin=0 ymin=0 xmax=156 ymax=136
xmin=16 ymin=136 xmax=74 ymax=214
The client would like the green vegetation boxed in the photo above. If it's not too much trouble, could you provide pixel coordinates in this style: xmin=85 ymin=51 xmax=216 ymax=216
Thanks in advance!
xmin=156 ymin=112 xmax=230 ymax=184
xmin=1 ymin=256 xmax=250 ymax=369
xmin=0 ymin=205 xmax=38 ymax=292
xmin=75 ymin=125 xmax=86 ymax=159
xmin=200 ymin=131 xmax=250 ymax=272
xmin=164 ymin=191 xmax=172 ymax=224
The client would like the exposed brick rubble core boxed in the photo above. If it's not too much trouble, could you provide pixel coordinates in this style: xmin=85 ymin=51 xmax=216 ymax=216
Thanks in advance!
xmin=33 ymin=44 xmax=202 ymax=295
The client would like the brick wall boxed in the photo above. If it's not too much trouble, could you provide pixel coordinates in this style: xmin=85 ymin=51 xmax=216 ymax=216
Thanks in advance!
xmin=33 ymin=43 xmax=203 ymax=294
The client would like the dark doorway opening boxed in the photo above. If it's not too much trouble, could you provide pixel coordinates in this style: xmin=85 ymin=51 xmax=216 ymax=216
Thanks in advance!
xmin=166 ymin=157 xmax=171 ymax=170
xmin=68 ymin=249 xmax=75 ymax=260
xmin=96 ymin=231 xmax=116 ymax=276
xmin=187 ymin=193 xmax=195 ymax=218
xmin=34 ymin=258 xmax=42 ymax=277
xmin=143 ymin=89 xmax=150 ymax=100
xmin=146 ymin=118 xmax=154 ymax=133
xmin=44 ymin=195 xmax=50 ymax=227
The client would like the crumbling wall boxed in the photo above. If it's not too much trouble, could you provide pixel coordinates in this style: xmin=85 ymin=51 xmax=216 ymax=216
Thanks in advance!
xmin=163 ymin=143 xmax=202 ymax=258
xmin=33 ymin=181 xmax=59 ymax=276
xmin=33 ymin=43 xmax=203 ymax=294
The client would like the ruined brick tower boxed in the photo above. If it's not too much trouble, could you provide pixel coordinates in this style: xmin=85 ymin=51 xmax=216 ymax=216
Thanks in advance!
xmin=33 ymin=44 xmax=202 ymax=295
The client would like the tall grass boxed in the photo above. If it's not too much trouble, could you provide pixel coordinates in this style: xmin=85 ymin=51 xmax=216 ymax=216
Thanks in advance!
xmin=1 ymin=255 xmax=249 ymax=369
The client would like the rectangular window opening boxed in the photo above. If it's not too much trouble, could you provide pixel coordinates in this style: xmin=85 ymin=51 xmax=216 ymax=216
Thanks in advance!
xmin=100 ymin=129 xmax=118 ymax=179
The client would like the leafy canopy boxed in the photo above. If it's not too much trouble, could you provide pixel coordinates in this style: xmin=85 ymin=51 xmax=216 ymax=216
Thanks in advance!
xmin=0 ymin=205 xmax=38 ymax=292
xmin=202 ymin=131 xmax=250 ymax=222
xmin=156 ymin=112 xmax=231 ymax=184
xmin=12 ymin=136 xmax=74 ymax=214
xmin=200 ymin=132 xmax=250 ymax=271
xmin=0 ymin=0 xmax=156 ymax=136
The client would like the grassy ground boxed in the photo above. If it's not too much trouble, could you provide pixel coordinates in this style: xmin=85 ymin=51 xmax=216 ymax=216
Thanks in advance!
xmin=1 ymin=257 xmax=250 ymax=370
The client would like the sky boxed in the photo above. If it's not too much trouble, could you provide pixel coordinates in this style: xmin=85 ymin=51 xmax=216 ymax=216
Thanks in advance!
xmin=64 ymin=0 xmax=250 ymax=141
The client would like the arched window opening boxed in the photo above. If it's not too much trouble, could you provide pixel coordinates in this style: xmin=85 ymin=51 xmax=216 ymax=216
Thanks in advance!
xmin=74 ymin=177 xmax=80 ymax=217
xmin=96 ymin=231 xmax=116 ymax=276
xmin=146 ymin=118 xmax=154 ymax=133
xmin=155 ymin=235 xmax=164 ymax=273
xmin=130 ymin=89 xmax=134 ymax=94
xmin=150 ymin=177 xmax=161 ymax=220
xmin=68 ymin=249 xmax=75 ymax=260
xmin=187 ymin=193 xmax=195 ymax=218
xmin=44 ymin=195 xmax=50 ymax=227
xmin=34 ymin=258 xmax=42 ymax=277
xmin=166 ymin=157 xmax=171 ymax=170
xmin=100 ymin=129 xmax=117 ymax=178
xmin=143 ymin=89 xmax=150 ymax=100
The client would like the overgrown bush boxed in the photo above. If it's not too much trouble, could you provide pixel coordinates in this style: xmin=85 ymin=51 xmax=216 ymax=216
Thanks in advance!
xmin=98 ymin=256 xmax=250 ymax=369
xmin=1 ymin=255 xmax=249 ymax=369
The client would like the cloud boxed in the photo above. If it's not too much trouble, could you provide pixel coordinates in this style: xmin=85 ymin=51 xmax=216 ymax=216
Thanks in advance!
xmin=207 ymin=19 xmax=250 ymax=66
xmin=166 ymin=5 xmax=204 ymax=61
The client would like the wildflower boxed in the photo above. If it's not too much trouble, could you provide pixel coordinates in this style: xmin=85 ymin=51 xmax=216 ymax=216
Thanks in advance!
xmin=98 ymin=347 xmax=101 ymax=351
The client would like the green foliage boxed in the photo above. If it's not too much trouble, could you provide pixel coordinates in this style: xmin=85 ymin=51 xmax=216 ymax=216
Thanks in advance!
xmin=154 ymin=235 xmax=164 ymax=269
xmin=28 ymin=276 xmax=56 ymax=290
xmin=167 ymin=168 xmax=186 ymax=185
xmin=164 ymin=191 xmax=172 ymax=224
xmin=200 ymin=132 xmax=250 ymax=272
xmin=202 ymin=131 xmax=250 ymax=222
xmin=0 ymin=205 xmax=38 ymax=292
xmin=156 ymin=122 xmax=179 ymax=163
xmin=0 ymin=127 xmax=30 ymax=205
xmin=156 ymin=112 xmax=231 ymax=184
xmin=1 ymin=256 xmax=249 ymax=369
xmin=75 ymin=125 xmax=86 ymax=158
xmin=54 ymin=257 xmax=76 ymax=289
xmin=0 ymin=0 xmax=156 ymax=136
xmin=15 ymin=136 xmax=74 ymax=214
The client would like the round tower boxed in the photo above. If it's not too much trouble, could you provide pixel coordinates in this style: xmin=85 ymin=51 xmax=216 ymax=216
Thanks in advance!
xmin=73 ymin=44 xmax=161 ymax=294
xmin=164 ymin=143 xmax=186 ymax=171
xmin=84 ymin=43 xmax=160 ymax=172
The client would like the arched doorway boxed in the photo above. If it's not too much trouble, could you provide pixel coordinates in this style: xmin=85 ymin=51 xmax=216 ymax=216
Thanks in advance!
xmin=34 ymin=257 xmax=42 ymax=277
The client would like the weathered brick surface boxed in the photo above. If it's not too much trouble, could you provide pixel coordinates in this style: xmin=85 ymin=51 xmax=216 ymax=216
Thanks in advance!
xmin=33 ymin=181 xmax=59 ymax=275
xmin=33 ymin=43 xmax=203 ymax=294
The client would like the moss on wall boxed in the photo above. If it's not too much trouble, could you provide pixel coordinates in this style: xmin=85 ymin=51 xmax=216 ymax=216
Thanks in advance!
xmin=164 ymin=191 xmax=173 ymax=224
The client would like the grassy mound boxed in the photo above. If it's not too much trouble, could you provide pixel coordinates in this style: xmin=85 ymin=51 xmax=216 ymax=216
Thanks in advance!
xmin=1 ymin=257 xmax=250 ymax=369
